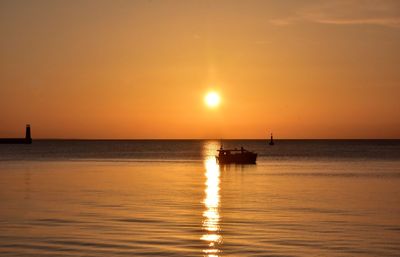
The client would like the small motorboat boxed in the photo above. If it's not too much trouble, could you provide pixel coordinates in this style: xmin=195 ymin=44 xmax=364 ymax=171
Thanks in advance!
xmin=216 ymin=146 xmax=257 ymax=164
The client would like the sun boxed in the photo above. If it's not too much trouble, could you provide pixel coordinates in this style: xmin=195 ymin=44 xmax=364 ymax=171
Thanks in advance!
xmin=204 ymin=91 xmax=220 ymax=108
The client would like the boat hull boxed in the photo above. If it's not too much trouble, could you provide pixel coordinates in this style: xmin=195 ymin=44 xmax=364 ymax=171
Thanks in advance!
xmin=216 ymin=153 xmax=257 ymax=164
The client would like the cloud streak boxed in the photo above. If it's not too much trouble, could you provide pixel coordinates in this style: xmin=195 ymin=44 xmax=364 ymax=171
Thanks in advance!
xmin=271 ymin=0 xmax=400 ymax=28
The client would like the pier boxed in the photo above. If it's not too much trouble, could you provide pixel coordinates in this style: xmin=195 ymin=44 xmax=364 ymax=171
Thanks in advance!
xmin=0 ymin=125 xmax=32 ymax=144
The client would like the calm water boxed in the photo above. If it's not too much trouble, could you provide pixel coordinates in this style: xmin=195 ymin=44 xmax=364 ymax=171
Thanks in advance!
xmin=0 ymin=140 xmax=400 ymax=256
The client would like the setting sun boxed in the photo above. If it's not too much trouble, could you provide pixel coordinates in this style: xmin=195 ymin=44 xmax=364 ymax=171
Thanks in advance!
xmin=204 ymin=92 xmax=221 ymax=108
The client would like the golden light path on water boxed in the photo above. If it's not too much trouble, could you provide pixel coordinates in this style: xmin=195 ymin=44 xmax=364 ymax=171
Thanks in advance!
xmin=201 ymin=141 xmax=222 ymax=257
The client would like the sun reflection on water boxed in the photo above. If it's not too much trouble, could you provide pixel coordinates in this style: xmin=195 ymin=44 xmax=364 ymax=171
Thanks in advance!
xmin=201 ymin=141 xmax=222 ymax=256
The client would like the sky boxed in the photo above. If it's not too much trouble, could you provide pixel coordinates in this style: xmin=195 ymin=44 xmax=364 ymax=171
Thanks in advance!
xmin=0 ymin=0 xmax=399 ymax=139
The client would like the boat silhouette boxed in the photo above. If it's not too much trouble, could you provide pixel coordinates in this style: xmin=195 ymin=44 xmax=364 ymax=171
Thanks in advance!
xmin=216 ymin=146 xmax=257 ymax=164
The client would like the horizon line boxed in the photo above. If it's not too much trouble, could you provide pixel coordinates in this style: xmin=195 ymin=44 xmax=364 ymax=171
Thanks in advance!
xmin=29 ymin=138 xmax=400 ymax=141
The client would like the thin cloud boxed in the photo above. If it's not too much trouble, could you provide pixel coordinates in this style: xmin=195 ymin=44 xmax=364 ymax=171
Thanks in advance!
xmin=270 ymin=17 xmax=299 ymax=26
xmin=270 ymin=0 xmax=400 ymax=28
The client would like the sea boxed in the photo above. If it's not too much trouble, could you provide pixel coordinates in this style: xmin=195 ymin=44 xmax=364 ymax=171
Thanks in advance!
xmin=0 ymin=140 xmax=399 ymax=257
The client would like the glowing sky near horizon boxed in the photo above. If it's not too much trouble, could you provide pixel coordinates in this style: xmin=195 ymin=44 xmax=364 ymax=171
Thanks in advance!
xmin=0 ymin=0 xmax=399 ymax=139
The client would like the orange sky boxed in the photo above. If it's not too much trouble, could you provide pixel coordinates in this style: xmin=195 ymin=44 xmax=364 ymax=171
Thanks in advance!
xmin=1 ymin=1 xmax=399 ymax=139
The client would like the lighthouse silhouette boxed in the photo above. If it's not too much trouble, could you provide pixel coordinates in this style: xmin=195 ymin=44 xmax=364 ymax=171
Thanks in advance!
xmin=25 ymin=124 xmax=32 ymax=144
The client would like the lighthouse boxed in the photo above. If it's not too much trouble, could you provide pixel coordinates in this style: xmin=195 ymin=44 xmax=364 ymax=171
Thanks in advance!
xmin=25 ymin=124 xmax=32 ymax=144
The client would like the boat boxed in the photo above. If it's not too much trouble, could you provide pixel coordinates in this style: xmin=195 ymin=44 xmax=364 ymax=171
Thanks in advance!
xmin=269 ymin=133 xmax=274 ymax=146
xmin=216 ymin=146 xmax=257 ymax=164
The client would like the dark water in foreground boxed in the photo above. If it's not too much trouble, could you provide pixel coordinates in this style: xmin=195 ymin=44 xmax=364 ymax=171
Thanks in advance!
xmin=0 ymin=140 xmax=399 ymax=256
